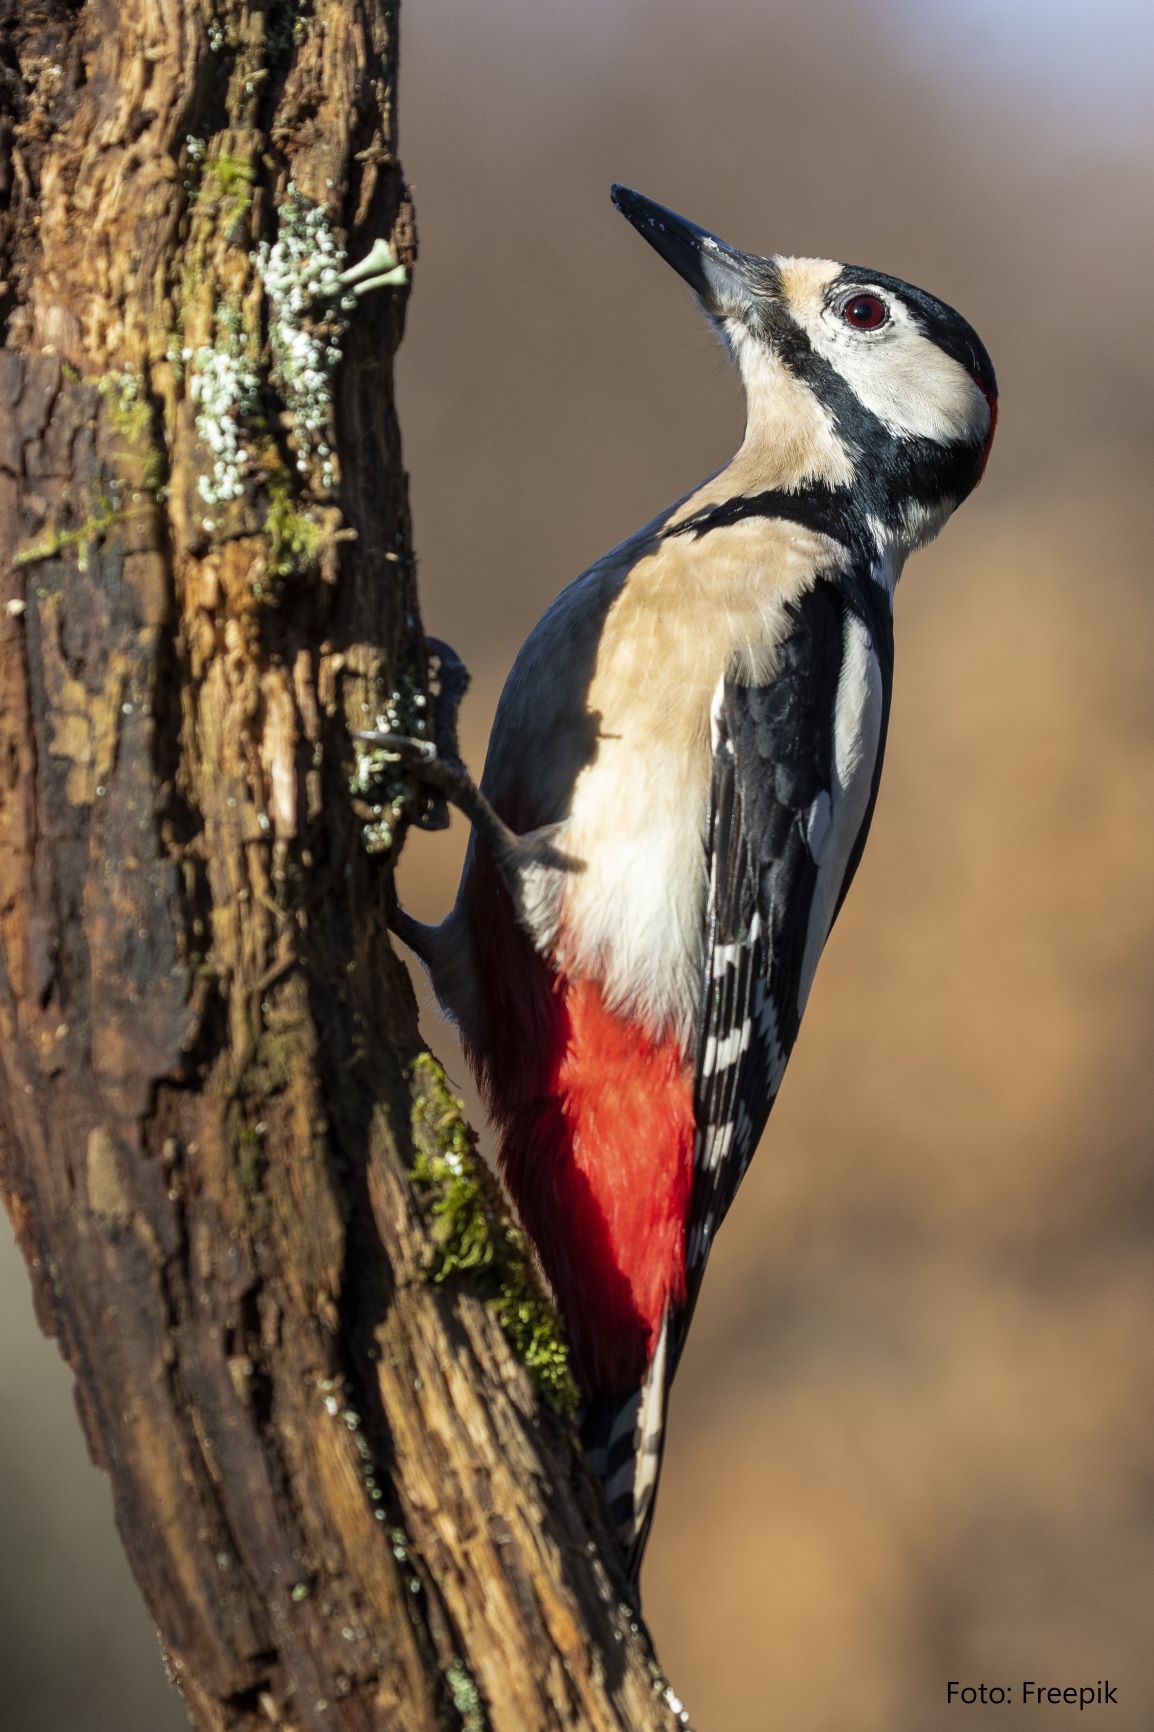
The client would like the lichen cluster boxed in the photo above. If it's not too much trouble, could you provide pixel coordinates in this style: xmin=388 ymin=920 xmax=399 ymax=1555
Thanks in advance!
xmin=662 ymin=1684 xmax=691 ymax=1726
xmin=256 ymin=183 xmax=356 ymax=492
xmin=188 ymin=306 xmax=261 ymax=509
xmin=173 ymin=168 xmax=405 ymax=540
xmin=445 ymin=1658 xmax=487 ymax=1731
xmin=407 ymin=1054 xmax=578 ymax=1420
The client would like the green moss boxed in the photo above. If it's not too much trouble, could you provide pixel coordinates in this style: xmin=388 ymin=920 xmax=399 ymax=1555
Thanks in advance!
xmin=203 ymin=154 xmax=254 ymax=198
xmin=266 ymin=475 xmax=322 ymax=578
xmin=96 ymin=369 xmax=166 ymax=494
xmin=228 ymin=1107 xmax=267 ymax=1195
xmin=196 ymin=153 xmax=255 ymax=224
xmin=13 ymin=491 xmax=121 ymax=571
xmin=244 ymin=1025 xmax=299 ymax=1099
xmin=407 ymin=1053 xmax=578 ymax=1420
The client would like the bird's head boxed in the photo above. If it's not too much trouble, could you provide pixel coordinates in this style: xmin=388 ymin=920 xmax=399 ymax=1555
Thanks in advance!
xmin=611 ymin=186 xmax=997 ymax=556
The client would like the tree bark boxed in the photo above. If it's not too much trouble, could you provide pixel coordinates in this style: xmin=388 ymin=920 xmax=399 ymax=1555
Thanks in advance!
xmin=0 ymin=4 xmax=688 ymax=1728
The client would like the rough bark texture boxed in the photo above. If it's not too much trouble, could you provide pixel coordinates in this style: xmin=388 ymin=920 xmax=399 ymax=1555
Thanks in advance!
xmin=0 ymin=5 xmax=688 ymax=1729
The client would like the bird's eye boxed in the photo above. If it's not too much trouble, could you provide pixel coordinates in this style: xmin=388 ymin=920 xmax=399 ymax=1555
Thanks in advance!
xmin=839 ymin=292 xmax=888 ymax=331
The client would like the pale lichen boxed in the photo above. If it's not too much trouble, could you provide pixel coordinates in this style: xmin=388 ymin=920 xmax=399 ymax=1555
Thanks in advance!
xmin=445 ymin=1658 xmax=487 ymax=1732
xmin=257 ymin=184 xmax=407 ymax=493
xmin=339 ymin=236 xmax=407 ymax=296
xmin=189 ymin=306 xmax=260 ymax=507
xmin=662 ymin=1684 xmax=691 ymax=1726
xmin=256 ymin=184 xmax=353 ymax=492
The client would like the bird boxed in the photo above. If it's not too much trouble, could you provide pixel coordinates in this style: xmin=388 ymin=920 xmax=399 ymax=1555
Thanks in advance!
xmin=376 ymin=186 xmax=997 ymax=1586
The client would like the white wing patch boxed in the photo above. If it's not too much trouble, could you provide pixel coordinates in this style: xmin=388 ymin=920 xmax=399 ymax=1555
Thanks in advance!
xmin=806 ymin=789 xmax=832 ymax=859
xmin=798 ymin=610 xmax=884 ymax=1012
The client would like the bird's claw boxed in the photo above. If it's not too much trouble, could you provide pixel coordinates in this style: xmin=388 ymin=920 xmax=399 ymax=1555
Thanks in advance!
xmin=353 ymin=729 xmax=438 ymax=762
xmin=352 ymin=730 xmax=450 ymax=832
xmin=352 ymin=636 xmax=476 ymax=836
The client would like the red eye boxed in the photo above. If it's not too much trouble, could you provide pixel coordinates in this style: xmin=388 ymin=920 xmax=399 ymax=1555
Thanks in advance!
xmin=841 ymin=293 xmax=888 ymax=330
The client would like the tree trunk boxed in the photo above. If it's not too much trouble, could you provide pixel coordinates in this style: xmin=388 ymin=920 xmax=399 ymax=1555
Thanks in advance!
xmin=0 ymin=5 xmax=688 ymax=1728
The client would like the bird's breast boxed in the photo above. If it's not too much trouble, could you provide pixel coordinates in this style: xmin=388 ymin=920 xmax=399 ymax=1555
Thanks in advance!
xmin=508 ymin=514 xmax=847 ymax=1050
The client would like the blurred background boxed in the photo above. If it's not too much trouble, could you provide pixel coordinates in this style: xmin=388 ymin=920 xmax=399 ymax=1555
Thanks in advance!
xmin=3 ymin=0 xmax=1152 ymax=1726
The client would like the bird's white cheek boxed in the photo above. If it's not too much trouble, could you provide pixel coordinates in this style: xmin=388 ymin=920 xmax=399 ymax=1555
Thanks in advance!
xmin=814 ymin=323 xmax=988 ymax=445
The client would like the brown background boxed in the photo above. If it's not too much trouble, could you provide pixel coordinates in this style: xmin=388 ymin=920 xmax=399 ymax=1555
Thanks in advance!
xmin=3 ymin=1 xmax=1152 ymax=1727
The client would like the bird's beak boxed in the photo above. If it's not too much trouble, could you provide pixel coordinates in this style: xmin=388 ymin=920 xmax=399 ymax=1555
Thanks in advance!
xmin=610 ymin=185 xmax=758 ymax=320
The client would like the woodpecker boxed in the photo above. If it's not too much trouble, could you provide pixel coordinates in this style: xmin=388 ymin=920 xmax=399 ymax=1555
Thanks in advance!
xmin=379 ymin=187 xmax=997 ymax=1583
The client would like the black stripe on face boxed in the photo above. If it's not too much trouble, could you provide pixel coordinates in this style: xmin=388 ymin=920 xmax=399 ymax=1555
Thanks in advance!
xmin=832 ymin=264 xmax=998 ymax=399
xmin=696 ymin=300 xmax=989 ymax=546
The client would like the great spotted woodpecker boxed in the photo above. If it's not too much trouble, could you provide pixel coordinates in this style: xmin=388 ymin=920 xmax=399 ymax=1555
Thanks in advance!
xmin=374 ymin=187 xmax=997 ymax=1583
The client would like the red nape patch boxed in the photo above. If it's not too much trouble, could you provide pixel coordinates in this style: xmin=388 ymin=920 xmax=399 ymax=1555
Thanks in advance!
xmin=498 ymin=976 xmax=696 ymax=1398
xmin=974 ymin=380 xmax=998 ymax=485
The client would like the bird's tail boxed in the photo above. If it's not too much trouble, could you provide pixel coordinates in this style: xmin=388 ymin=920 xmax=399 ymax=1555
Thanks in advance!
xmin=580 ymin=1309 xmax=672 ymax=1588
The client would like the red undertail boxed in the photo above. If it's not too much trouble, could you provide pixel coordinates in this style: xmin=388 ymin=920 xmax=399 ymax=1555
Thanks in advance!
xmin=465 ymin=856 xmax=695 ymax=1396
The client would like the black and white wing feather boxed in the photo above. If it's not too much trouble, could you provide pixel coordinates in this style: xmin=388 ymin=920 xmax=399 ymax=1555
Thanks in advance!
xmin=588 ymin=572 xmax=892 ymax=1587
xmin=682 ymin=573 xmax=894 ymax=1339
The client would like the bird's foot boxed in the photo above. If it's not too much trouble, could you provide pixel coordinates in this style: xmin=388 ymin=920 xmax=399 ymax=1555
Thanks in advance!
xmin=353 ymin=637 xmax=581 ymax=898
xmin=424 ymin=637 xmax=471 ymax=767
xmin=352 ymin=635 xmax=514 ymax=854
xmin=352 ymin=721 xmax=510 ymax=856
xmin=359 ymin=636 xmax=472 ymax=833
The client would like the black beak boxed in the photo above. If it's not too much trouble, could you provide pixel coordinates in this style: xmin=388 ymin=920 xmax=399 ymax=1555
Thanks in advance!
xmin=610 ymin=185 xmax=759 ymax=319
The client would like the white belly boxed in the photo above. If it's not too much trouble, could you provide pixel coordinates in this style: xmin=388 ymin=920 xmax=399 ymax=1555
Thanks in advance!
xmin=507 ymin=515 xmax=847 ymax=1047
xmin=556 ymin=724 xmax=712 ymax=1048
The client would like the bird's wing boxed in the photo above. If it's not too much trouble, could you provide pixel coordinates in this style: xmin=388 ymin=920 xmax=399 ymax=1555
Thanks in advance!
xmin=680 ymin=571 xmax=894 ymax=1350
xmin=597 ymin=572 xmax=894 ymax=1581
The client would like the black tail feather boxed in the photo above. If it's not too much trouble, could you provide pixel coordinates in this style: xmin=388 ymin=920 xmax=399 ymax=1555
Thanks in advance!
xmin=579 ymin=1310 xmax=672 ymax=1589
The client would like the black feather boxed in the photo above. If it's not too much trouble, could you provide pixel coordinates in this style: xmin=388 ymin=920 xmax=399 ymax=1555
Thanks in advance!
xmin=678 ymin=571 xmax=893 ymax=1360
